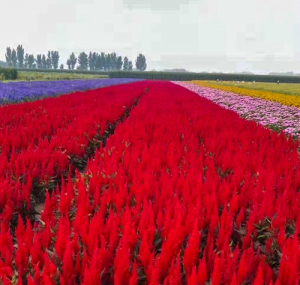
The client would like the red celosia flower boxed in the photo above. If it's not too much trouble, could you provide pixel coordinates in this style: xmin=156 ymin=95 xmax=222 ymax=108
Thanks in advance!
xmin=253 ymin=265 xmax=264 ymax=285
xmin=183 ymin=220 xmax=201 ymax=277
xmin=2 ymin=81 xmax=300 ymax=284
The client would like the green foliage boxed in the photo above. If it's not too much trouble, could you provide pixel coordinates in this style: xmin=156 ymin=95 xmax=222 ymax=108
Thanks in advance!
xmin=110 ymin=52 xmax=117 ymax=70
xmin=67 ymin=59 xmax=71 ymax=69
xmin=51 ymin=51 xmax=60 ymax=69
xmin=17 ymin=68 xmax=108 ymax=76
xmin=116 ymin=56 xmax=123 ymax=70
xmin=27 ymin=55 xmax=35 ymax=69
xmin=24 ymin=54 xmax=29 ymax=68
xmin=0 ymin=67 xmax=18 ymax=80
xmin=36 ymin=55 xmax=42 ymax=69
xmin=123 ymin=57 xmax=129 ymax=70
xmin=17 ymin=71 xmax=107 ymax=81
xmin=135 ymin=54 xmax=147 ymax=71
xmin=95 ymin=53 xmax=104 ymax=70
xmin=128 ymin=61 xmax=133 ymax=70
xmin=11 ymin=49 xmax=17 ymax=67
xmin=0 ymin=60 xmax=7 ymax=67
xmin=65 ymin=51 xmax=133 ymax=72
xmin=14 ymin=68 xmax=300 ymax=83
xmin=100 ymin=52 xmax=106 ymax=70
xmin=109 ymin=71 xmax=300 ymax=83
xmin=105 ymin=54 xmax=111 ymax=71
xmin=17 ymin=45 xmax=25 ymax=68
xmin=67 ymin=53 xmax=77 ymax=70
xmin=5 ymin=47 xmax=12 ymax=66
xmin=47 ymin=51 xmax=52 ymax=69
xmin=78 ymin=52 xmax=88 ymax=70
xmin=4 ymin=45 xmax=144 ymax=74
xmin=88 ymin=52 xmax=97 ymax=71
xmin=42 ymin=54 xmax=47 ymax=69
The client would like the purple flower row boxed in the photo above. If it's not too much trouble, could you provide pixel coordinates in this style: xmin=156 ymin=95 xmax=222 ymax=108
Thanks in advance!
xmin=0 ymin=78 xmax=142 ymax=104
xmin=173 ymin=81 xmax=300 ymax=139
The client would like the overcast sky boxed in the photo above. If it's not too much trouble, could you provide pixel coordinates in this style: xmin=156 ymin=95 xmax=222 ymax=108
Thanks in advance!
xmin=1 ymin=0 xmax=300 ymax=73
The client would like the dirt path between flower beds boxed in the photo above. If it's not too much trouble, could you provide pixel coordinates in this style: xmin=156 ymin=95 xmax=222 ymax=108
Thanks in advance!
xmin=33 ymin=87 xmax=149 ymax=222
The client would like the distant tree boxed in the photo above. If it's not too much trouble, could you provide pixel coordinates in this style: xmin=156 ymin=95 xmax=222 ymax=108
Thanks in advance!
xmin=24 ymin=54 xmax=29 ymax=68
xmin=88 ymin=52 xmax=97 ymax=71
xmin=78 ymin=52 xmax=88 ymax=70
xmin=135 ymin=54 xmax=147 ymax=71
xmin=42 ymin=54 xmax=47 ymax=69
xmin=93 ymin=52 xmax=97 ymax=70
xmin=88 ymin=52 xmax=93 ymax=70
xmin=68 ymin=53 xmax=77 ymax=70
xmin=27 ymin=54 xmax=35 ymax=68
xmin=0 ymin=61 xmax=7 ymax=67
xmin=94 ymin=52 xmax=105 ymax=70
xmin=46 ymin=51 xmax=52 ymax=69
xmin=11 ymin=49 xmax=17 ymax=67
xmin=5 ymin=47 xmax=12 ymax=66
xmin=95 ymin=54 xmax=102 ymax=70
xmin=100 ymin=52 xmax=106 ymax=70
xmin=51 ymin=51 xmax=60 ymax=69
xmin=67 ymin=59 xmax=71 ymax=69
xmin=110 ymin=52 xmax=117 ymax=70
xmin=128 ymin=61 xmax=133 ymax=70
xmin=105 ymin=54 xmax=111 ymax=71
xmin=116 ymin=56 xmax=123 ymax=70
xmin=36 ymin=54 xmax=42 ymax=69
xmin=17 ymin=45 xmax=25 ymax=68
xmin=60 ymin=64 xmax=64 ymax=70
xmin=123 ymin=56 xmax=129 ymax=70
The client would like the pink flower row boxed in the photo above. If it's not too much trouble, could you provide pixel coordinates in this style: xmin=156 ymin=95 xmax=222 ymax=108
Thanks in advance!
xmin=173 ymin=82 xmax=300 ymax=139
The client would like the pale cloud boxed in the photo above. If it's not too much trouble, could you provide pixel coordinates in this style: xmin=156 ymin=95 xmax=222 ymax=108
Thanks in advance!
xmin=122 ymin=0 xmax=196 ymax=10
xmin=0 ymin=0 xmax=300 ymax=73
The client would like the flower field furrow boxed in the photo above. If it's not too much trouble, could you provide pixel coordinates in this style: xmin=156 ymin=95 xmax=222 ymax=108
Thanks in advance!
xmin=1 ymin=81 xmax=300 ymax=284
xmin=191 ymin=81 xmax=300 ymax=108
xmin=0 ymin=81 xmax=149 ymax=217
xmin=0 ymin=78 xmax=142 ymax=104
xmin=174 ymin=81 xmax=300 ymax=138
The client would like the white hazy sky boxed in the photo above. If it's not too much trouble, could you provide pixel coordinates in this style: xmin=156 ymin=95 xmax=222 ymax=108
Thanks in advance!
xmin=1 ymin=0 xmax=300 ymax=73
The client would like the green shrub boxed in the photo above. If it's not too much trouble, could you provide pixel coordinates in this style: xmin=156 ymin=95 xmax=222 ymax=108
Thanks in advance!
xmin=18 ymin=71 xmax=108 ymax=81
xmin=109 ymin=70 xmax=300 ymax=83
xmin=0 ymin=67 xmax=18 ymax=80
xmin=18 ymin=68 xmax=108 ymax=76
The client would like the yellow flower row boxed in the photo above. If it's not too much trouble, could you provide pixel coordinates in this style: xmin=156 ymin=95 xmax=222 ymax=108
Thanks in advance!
xmin=189 ymin=81 xmax=300 ymax=108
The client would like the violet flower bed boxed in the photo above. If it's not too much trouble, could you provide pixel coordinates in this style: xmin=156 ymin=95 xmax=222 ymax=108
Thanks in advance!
xmin=0 ymin=78 xmax=142 ymax=104
xmin=173 ymin=81 xmax=300 ymax=139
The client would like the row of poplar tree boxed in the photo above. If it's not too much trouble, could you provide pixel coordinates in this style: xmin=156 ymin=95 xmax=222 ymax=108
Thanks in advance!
xmin=5 ymin=45 xmax=147 ymax=71
xmin=5 ymin=46 xmax=60 ymax=69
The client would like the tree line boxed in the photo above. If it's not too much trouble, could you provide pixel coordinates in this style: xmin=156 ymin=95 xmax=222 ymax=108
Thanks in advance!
xmin=5 ymin=45 xmax=147 ymax=71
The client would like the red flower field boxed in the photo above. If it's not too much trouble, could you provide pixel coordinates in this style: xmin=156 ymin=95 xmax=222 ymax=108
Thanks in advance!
xmin=0 ymin=81 xmax=299 ymax=284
